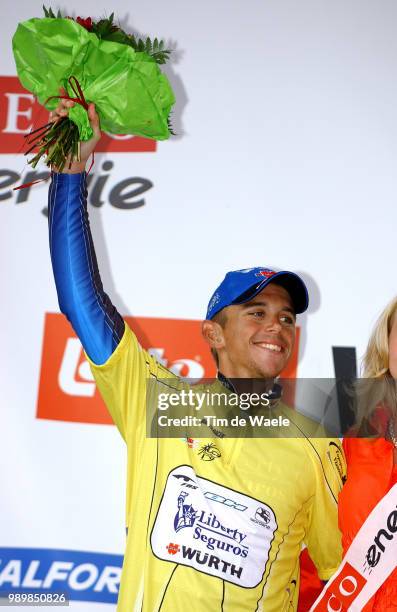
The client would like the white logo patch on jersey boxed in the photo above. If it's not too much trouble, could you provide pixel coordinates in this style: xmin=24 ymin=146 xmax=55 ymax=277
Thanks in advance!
xmin=150 ymin=465 xmax=277 ymax=588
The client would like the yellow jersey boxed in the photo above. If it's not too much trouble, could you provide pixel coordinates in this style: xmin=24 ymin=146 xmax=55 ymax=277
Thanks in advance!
xmin=89 ymin=323 xmax=345 ymax=612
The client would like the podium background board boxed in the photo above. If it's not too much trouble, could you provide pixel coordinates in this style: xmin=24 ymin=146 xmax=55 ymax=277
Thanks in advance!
xmin=1 ymin=1 xmax=397 ymax=609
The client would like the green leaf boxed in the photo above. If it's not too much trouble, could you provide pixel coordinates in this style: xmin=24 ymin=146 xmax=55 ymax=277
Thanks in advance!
xmin=128 ymin=34 xmax=138 ymax=49
xmin=93 ymin=19 xmax=112 ymax=38
xmin=151 ymin=48 xmax=171 ymax=65
xmin=167 ymin=114 xmax=176 ymax=136
xmin=102 ymin=30 xmax=129 ymax=44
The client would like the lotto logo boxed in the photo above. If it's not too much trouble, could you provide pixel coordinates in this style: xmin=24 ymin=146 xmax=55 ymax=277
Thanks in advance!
xmin=312 ymin=562 xmax=367 ymax=611
xmin=37 ymin=313 xmax=300 ymax=425
xmin=36 ymin=313 xmax=217 ymax=424
xmin=0 ymin=76 xmax=155 ymax=153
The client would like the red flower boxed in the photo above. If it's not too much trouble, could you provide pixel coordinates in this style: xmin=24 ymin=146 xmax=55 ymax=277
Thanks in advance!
xmin=76 ymin=16 xmax=93 ymax=31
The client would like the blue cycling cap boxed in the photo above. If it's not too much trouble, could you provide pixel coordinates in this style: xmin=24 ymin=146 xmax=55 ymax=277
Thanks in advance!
xmin=206 ymin=267 xmax=309 ymax=320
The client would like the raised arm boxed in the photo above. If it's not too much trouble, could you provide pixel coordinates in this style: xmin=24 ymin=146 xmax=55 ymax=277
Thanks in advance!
xmin=48 ymin=93 xmax=125 ymax=364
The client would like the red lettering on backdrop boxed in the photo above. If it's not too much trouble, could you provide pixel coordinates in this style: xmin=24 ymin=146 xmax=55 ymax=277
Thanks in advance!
xmin=0 ymin=76 xmax=156 ymax=153
xmin=36 ymin=313 xmax=301 ymax=425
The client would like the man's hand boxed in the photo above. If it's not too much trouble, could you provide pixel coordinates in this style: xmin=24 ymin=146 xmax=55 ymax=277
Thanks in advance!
xmin=50 ymin=87 xmax=101 ymax=174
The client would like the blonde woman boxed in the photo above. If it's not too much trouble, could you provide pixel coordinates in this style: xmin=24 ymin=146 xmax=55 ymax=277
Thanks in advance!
xmin=338 ymin=297 xmax=397 ymax=611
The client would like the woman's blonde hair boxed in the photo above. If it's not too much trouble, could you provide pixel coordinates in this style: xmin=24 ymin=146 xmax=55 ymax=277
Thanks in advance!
xmin=354 ymin=296 xmax=397 ymax=431
xmin=362 ymin=296 xmax=397 ymax=378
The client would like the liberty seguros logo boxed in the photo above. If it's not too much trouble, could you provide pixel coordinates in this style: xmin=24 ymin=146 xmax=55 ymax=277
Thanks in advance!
xmin=151 ymin=466 xmax=278 ymax=588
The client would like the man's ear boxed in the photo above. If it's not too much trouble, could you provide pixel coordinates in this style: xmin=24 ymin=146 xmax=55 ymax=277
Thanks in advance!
xmin=201 ymin=320 xmax=225 ymax=350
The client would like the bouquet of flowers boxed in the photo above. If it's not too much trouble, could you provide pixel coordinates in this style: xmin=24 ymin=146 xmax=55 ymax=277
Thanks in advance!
xmin=12 ymin=7 xmax=175 ymax=170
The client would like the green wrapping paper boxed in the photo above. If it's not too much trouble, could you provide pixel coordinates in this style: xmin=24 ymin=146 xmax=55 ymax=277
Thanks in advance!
xmin=12 ymin=17 xmax=175 ymax=141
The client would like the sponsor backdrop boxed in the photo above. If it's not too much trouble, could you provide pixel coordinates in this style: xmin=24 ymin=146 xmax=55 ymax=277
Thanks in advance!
xmin=1 ymin=0 xmax=397 ymax=609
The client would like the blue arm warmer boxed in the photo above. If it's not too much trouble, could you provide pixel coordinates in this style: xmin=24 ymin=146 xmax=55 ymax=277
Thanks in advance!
xmin=48 ymin=172 xmax=125 ymax=365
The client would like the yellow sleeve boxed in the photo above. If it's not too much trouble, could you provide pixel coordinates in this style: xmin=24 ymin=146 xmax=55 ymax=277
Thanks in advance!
xmin=304 ymin=438 xmax=346 ymax=580
xmin=86 ymin=322 xmax=177 ymax=441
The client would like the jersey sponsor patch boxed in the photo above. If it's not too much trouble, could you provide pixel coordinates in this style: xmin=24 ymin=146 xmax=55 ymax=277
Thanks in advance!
xmin=327 ymin=441 xmax=347 ymax=486
xmin=150 ymin=465 xmax=277 ymax=588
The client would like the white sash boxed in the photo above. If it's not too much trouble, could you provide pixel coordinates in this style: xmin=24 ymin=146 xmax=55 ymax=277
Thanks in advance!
xmin=310 ymin=482 xmax=397 ymax=611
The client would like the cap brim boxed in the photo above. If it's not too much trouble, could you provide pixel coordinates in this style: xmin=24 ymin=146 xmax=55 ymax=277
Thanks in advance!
xmin=233 ymin=271 xmax=309 ymax=314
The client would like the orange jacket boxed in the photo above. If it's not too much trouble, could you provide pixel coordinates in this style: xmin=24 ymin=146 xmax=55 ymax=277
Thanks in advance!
xmin=339 ymin=437 xmax=397 ymax=611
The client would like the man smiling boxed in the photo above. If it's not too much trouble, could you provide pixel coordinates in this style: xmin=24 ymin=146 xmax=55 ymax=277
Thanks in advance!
xmin=202 ymin=269 xmax=303 ymax=380
xmin=47 ymin=97 xmax=345 ymax=611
